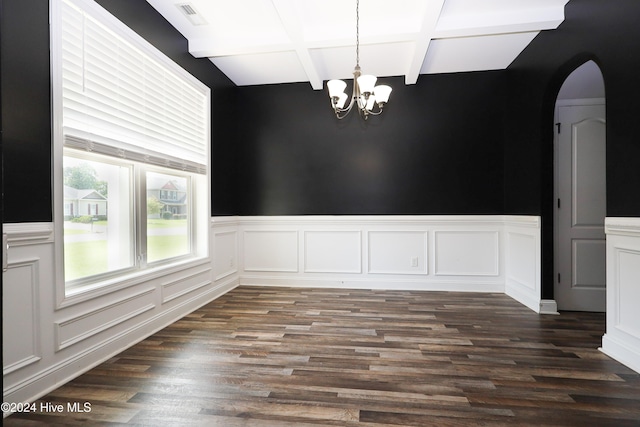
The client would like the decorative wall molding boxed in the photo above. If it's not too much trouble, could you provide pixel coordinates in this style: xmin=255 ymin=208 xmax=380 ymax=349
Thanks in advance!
xmin=433 ymin=231 xmax=499 ymax=276
xmin=602 ymin=217 xmax=640 ymax=374
xmin=3 ymin=222 xmax=54 ymax=246
xmin=605 ymin=217 xmax=640 ymax=236
xmin=367 ymin=231 xmax=428 ymax=275
xmin=243 ymin=230 xmax=299 ymax=272
xmin=229 ymin=216 xmax=541 ymax=304
xmin=55 ymin=288 xmax=156 ymax=351
xmin=161 ymin=267 xmax=212 ymax=304
xmin=213 ymin=230 xmax=238 ymax=281
xmin=504 ymin=218 xmax=542 ymax=313
xmin=304 ymin=230 xmax=362 ymax=273
xmin=3 ymin=258 xmax=42 ymax=375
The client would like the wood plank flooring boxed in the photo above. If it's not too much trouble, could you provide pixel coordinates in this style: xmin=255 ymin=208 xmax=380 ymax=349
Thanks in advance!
xmin=5 ymin=287 xmax=640 ymax=426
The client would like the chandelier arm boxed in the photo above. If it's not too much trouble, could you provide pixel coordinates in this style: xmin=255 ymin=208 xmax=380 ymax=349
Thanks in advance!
xmin=334 ymin=110 xmax=349 ymax=120
xmin=368 ymin=100 xmax=387 ymax=115
xmin=332 ymin=93 xmax=356 ymax=116
xmin=366 ymin=108 xmax=384 ymax=116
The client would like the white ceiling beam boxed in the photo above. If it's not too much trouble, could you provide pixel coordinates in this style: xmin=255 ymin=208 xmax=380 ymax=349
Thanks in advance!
xmin=188 ymin=40 xmax=294 ymax=58
xmin=434 ymin=6 xmax=567 ymax=39
xmin=305 ymin=33 xmax=423 ymax=49
xmin=189 ymin=32 xmax=430 ymax=59
xmin=433 ymin=20 xmax=566 ymax=39
xmin=271 ymin=0 xmax=323 ymax=90
xmin=405 ymin=0 xmax=446 ymax=85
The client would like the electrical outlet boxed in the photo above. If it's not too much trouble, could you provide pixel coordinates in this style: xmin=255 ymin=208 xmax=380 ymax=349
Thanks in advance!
xmin=411 ymin=257 xmax=418 ymax=267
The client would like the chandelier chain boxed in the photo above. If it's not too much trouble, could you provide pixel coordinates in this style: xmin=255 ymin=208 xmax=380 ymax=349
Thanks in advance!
xmin=356 ymin=0 xmax=360 ymax=68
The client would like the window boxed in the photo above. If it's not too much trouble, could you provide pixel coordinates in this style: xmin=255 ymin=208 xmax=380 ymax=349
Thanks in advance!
xmin=53 ymin=0 xmax=210 ymax=293
xmin=63 ymin=152 xmax=134 ymax=282
xmin=146 ymin=170 xmax=190 ymax=263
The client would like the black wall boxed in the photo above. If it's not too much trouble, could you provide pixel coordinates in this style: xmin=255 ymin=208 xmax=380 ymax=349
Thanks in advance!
xmin=1 ymin=0 xmax=52 ymax=223
xmin=236 ymin=73 xmax=506 ymax=215
xmin=504 ymin=0 xmax=640 ymax=298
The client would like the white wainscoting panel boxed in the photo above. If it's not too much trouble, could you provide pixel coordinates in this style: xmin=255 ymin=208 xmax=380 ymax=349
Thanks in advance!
xmin=602 ymin=217 xmax=640 ymax=374
xmin=211 ymin=217 xmax=240 ymax=292
xmin=506 ymin=233 xmax=536 ymax=290
xmin=504 ymin=217 xmax=543 ymax=313
xmin=161 ymin=267 xmax=212 ymax=304
xmin=213 ymin=230 xmax=238 ymax=281
xmin=234 ymin=216 xmax=523 ymax=292
xmin=243 ymin=230 xmax=299 ymax=272
xmin=618 ymin=250 xmax=640 ymax=336
xmin=3 ymin=259 xmax=41 ymax=375
xmin=304 ymin=231 xmax=362 ymax=273
xmin=368 ymin=231 xmax=427 ymax=275
xmin=55 ymin=288 xmax=156 ymax=351
xmin=434 ymin=231 xmax=499 ymax=276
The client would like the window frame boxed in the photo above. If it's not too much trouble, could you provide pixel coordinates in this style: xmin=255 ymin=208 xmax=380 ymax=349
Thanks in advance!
xmin=51 ymin=0 xmax=211 ymax=305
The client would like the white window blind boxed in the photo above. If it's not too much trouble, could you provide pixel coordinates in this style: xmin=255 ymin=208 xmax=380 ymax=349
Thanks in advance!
xmin=61 ymin=0 xmax=208 ymax=173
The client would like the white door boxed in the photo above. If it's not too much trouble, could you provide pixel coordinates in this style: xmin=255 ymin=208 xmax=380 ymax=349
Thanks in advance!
xmin=555 ymin=104 xmax=606 ymax=312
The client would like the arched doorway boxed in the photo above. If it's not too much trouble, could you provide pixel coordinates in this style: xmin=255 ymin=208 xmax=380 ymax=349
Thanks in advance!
xmin=554 ymin=60 xmax=606 ymax=312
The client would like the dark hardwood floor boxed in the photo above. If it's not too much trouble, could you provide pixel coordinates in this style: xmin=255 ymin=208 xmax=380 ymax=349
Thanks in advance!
xmin=5 ymin=286 xmax=640 ymax=426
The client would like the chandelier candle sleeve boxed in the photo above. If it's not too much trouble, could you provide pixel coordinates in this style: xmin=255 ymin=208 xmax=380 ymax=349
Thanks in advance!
xmin=357 ymin=75 xmax=377 ymax=95
xmin=373 ymin=85 xmax=392 ymax=104
xmin=327 ymin=79 xmax=347 ymax=99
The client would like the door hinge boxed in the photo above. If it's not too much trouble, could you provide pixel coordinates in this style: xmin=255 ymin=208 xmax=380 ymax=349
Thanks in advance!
xmin=556 ymin=122 xmax=561 ymax=134
xmin=557 ymin=198 xmax=561 ymax=208
xmin=558 ymin=273 xmax=561 ymax=283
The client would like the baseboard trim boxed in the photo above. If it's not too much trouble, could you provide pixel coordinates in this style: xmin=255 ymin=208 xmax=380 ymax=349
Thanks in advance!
xmin=601 ymin=333 xmax=640 ymax=374
xmin=239 ymin=276 xmax=505 ymax=293
xmin=539 ymin=299 xmax=559 ymax=315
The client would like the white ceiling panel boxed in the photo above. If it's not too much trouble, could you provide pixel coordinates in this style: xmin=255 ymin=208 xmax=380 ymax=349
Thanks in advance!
xmin=421 ymin=32 xmax=539 ymax=74
xmin=211 ymin=51 xmax=309 ymax=86
xmin=145 ymin=0 xmax=570 ymax=89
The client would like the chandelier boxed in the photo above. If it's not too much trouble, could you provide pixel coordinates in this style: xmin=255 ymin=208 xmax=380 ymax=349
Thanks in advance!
xmin=327 ymin=0 xmax=392 ymax=120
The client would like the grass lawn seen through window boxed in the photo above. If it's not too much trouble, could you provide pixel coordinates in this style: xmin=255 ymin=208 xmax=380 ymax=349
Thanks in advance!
xmin=64 ymin=219 xmax=188 ymax=281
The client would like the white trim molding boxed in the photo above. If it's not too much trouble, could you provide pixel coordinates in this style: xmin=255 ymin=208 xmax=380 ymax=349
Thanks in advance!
xmin=3 ymin=222 xmax=54 ymax=246
xmin=215 ymin=216 xmax=542 ymax=309
xmin=504 ymin=216 xmax=544 ymax=313
xmin=601 ymin=217 xmax=640 ymax=374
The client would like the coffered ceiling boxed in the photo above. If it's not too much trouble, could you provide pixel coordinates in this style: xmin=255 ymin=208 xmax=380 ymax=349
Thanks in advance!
xmin=145 ymin=0 xmax=570 ymax=89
